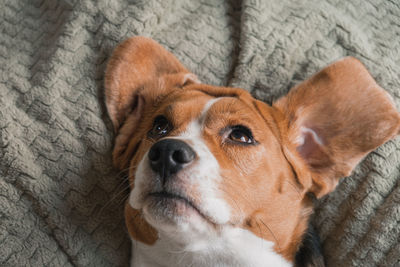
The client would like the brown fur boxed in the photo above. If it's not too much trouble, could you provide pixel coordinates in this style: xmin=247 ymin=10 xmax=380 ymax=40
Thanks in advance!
xmin=104 ymin=37 xmax=400 ymax=263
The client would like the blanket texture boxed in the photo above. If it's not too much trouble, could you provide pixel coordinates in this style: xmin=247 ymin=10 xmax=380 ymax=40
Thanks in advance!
xmin=1 ymin=0 xmax=399 ymax=266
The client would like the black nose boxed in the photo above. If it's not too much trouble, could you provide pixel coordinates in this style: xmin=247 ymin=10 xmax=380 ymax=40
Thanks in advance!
xmin=148 ymin=139 xmax=196 ymax=181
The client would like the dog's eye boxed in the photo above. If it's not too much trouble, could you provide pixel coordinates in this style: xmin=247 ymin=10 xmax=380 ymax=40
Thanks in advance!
xmin=228 ymin=126 xmax=254 ymax=144
xmin=149 ymin=116 xmax=171 ymax=137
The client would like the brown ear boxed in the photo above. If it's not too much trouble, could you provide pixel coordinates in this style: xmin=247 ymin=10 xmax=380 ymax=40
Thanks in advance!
xmin=104 ymin=36 xmax=199 ymax=131
xmin=273 ymin=57 xmax=400 ymax=197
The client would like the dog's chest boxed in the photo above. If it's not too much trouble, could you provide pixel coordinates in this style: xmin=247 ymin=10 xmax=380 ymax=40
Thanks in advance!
xmin=130 ymin=227 xmax=291 ymax=267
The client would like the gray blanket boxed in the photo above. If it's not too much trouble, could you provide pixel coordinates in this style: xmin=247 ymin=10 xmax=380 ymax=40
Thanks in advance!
xmin=1 ymin=0 xmax=399 ymax=266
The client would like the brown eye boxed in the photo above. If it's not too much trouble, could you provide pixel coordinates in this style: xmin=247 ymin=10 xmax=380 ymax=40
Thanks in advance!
xmin=228 ymin=126 xmax=254 ymax=144
xmin=149 ymin=116 xmax=170 ymax=137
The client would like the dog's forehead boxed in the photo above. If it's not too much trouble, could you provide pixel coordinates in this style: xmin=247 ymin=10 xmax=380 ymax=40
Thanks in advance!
xmin=161 ymin=90 xmax=213 ymax=117
xmin=158 ymin=88 xmax=263 ymax=123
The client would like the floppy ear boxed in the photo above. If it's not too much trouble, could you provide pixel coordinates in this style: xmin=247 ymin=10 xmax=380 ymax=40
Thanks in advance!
xmin=104 ymin=36 xmax=199 ymax=131
xmin=273 ymin=57 xmax=400 ymax=197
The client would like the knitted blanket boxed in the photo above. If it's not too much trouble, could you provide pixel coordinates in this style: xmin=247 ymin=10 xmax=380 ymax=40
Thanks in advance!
xmin=1 ymin=0 xmax=399 ymax=266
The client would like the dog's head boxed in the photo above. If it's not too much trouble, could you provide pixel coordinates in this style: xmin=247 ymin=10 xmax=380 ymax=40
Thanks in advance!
xmin=105 ymin=37 xmax=400 ymax=263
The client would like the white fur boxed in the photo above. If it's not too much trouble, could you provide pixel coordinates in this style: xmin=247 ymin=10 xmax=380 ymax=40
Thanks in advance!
xmin=128 ymin=98 xmax=291 ymax=266
xmin=131 ymin=226 xmax=291 ymax=267
xmin=176 ymin=98 xmax=230 ymax=224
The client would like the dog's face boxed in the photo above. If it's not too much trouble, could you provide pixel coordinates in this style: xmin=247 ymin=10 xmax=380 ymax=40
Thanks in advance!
xmin=123 ymin=88 xmax=301 ymax=251
xmin=105 ymin=37 xmax=400 ymax=264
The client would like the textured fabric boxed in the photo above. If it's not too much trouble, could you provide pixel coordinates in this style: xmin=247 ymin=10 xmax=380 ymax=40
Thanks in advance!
xmin=1 ymin=0 xmax=399 ymax=266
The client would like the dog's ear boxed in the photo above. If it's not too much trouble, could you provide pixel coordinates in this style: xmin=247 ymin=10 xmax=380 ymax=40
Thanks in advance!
xmin=104 ymin=36 xmax=199 ymax=131
xmin=273 ymin=57 xmax=400 ymax=198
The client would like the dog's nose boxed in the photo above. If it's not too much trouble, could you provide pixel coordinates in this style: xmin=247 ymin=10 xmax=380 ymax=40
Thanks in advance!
xmin=148 ymin=139 xmax=196 ymax=181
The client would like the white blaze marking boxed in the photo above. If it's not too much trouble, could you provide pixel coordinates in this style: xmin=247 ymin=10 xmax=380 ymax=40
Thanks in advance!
xmin=179 ymin=97 xmax=220 ymax=138
xmin=178 ymin=97 xmax=230 ymax=224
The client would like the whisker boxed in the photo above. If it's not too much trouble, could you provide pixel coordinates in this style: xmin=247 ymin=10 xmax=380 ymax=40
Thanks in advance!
xmin=218 ymin=187 xmax=245 ymax=220
xmin=176 ymin=249 xmax=189 ymax=265
xmin=259 ymin=218 xmax=281 ymax=252
xmin=218 ymin=177 xmax=282 ymax=252
xmin=96 ymin=174 xmax=131 ymax=217
xmin=255 ymin=219 xmax=265 ymax=251
xmin=99 ymin=157 xmax=147 ymax=216
xmin=283 ymin=179 xmax=302 ymax=198
xmin=96 ymin=190 xmax=130 ymax=218
xmin=105 ymin=182 xmax=130 ymax=205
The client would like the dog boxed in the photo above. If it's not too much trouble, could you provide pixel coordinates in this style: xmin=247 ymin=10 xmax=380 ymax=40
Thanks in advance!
xmin=104 ymin=36 xmax=400 ymax=266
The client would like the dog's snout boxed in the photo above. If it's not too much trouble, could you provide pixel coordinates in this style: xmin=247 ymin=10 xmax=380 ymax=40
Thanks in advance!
xmin=149 ymin=139 xmax=196 ymax=181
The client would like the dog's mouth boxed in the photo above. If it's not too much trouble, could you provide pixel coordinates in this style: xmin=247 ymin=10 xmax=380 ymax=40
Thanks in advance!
xmin=146 ymin=191 xmax=212 ymax=223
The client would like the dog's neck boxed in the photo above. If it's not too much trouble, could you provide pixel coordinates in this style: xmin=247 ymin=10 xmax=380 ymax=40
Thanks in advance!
xmin=131 ymin=225 xmax=292 ymax=267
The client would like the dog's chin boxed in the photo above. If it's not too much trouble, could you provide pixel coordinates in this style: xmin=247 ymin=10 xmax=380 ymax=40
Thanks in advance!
xmin=143 ymin=192 xmax=207 ymax=223
xmin=140 ymin=193 xmax=233 ymax=252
